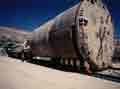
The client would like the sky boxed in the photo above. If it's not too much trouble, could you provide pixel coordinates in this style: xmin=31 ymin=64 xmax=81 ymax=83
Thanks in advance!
xmin=0 ymin=0 xmax=119 ymax=38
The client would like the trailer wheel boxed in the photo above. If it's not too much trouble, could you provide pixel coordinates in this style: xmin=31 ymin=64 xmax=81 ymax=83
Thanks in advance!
xmin=21 ymin=52 xmax=25 ymax=62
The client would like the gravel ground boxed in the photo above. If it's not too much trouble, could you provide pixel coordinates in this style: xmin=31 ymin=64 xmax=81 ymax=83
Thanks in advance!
xmin=0 ymin=56 xmax=120 ymax=89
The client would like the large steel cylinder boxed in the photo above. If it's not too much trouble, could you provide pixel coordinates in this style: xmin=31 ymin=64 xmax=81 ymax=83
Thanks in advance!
xmin=31 ymin=0 xmax=114 ymax=70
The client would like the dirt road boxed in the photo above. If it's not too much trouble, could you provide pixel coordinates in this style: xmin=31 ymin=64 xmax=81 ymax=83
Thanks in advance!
xmin=0 ymin=56 xmax=120 ymax=89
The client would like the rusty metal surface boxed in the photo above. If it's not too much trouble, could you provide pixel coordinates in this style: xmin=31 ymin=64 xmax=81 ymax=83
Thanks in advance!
xmin=31 ymin=3 xmax=79 ymax=57
xmin=31 ymin=0 xmax=115 ymax=71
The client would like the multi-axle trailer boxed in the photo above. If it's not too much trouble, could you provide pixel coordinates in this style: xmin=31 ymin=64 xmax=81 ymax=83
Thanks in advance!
xmin=25 ymin=0 xmax=115 ymax=73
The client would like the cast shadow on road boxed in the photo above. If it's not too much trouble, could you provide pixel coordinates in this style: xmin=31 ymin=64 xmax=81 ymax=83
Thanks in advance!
xmin=21 ymin=58 xmax=120 ymax=83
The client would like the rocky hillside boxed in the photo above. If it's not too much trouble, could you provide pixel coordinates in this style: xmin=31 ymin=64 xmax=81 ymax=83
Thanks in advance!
xmin=0 ymin=26 xmax=32 ymax=43
xmin=113 ymin=39 xmax=120 ymax=61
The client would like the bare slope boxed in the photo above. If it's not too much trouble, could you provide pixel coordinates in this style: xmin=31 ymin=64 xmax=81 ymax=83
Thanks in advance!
xmin=0 ymin=26 xmax=32 ymax=43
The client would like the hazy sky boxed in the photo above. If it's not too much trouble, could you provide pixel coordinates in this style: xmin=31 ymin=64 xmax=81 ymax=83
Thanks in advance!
xmin=0 ymin=0 xmax=119 ymax=38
